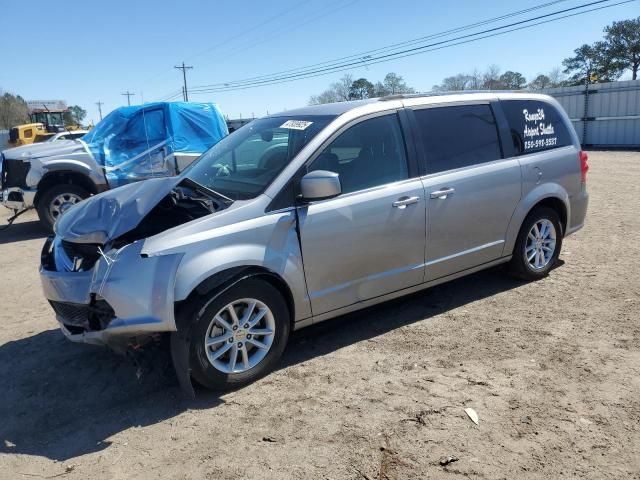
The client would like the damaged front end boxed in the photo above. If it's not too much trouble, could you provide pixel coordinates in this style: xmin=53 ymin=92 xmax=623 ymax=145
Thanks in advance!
xmin=39 ymin=176 xmax=230 ymax=351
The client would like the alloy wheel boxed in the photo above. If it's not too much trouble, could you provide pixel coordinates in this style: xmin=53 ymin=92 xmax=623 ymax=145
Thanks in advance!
xmin=525 ymin=218 xmax=557 ymax=270
xmin=204 ymin=298 xmax=276 ymax=374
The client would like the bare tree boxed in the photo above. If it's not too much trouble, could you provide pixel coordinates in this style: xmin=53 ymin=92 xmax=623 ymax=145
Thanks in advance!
xmin=467 ymin=68 xmax=483 ymax=90
xmin=482 ymin=64 xmax=502 ymax=89
xmin=547 ymin=67 xmax=565 ymax=87
xmin=309 ymin=74 xmax=354 ymax=104
xmin=432 ymin=74 xmax=472 ymax=91
xmin=309 ymin=90 xmax=340 ymax=105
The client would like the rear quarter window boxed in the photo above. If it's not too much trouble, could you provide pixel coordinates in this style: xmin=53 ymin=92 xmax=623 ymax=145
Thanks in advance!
xmin=501 ymin=100 xmax=573 ymax=155
xmin=413 ymin=104 xmax=502 ymax=174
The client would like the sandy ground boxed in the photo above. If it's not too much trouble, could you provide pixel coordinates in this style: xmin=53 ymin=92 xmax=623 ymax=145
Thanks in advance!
xmin=0 ymin=151 xmax=639 ymax=479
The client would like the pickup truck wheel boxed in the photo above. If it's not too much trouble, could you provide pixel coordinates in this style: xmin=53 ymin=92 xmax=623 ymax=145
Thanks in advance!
xmin=189 ymin=278 xmax=290 ymax=391
xmin=509 ymin=206 xmax=563 ymax=280
xmin=36 ymin=184 xmax=89 ymax=232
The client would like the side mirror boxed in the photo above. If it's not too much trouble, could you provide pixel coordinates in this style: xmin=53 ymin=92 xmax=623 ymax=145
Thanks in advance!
xmin=300 ymin=170 xmax=341 ymax=201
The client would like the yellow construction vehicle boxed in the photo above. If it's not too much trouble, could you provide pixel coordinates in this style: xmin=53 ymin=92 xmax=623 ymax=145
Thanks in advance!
xmin=7 ymin=123 xmax=48 ymax=146
xmin=7 ymin=100 xmax=73 ymax=146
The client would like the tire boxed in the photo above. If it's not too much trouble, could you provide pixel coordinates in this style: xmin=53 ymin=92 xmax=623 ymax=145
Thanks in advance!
xmin=508 ymin=206 xmax=563 ymax=281
xmin=36 ymin=184 xmax=90 ymax=232
xmin=187 ymin=278 xmax=290 ymax=391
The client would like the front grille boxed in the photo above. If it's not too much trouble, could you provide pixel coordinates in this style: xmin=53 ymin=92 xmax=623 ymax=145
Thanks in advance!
xmin=1 ymin=158 xmax=30 ymax=189
xmin=61 ymin=240 xmax=101 ymax=271
xmin=50 ymin=299 xmax=115 ymax=332
xmin=50 ymin=301 xmax=90 ymax=327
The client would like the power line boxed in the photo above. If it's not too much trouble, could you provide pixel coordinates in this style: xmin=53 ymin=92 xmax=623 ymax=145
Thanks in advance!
xmin=147 ymin=0 xmax=358 ymax=102
xmin=192 ymin=0 xmax=569 ymax=90
xmin=192 ymin=0 xmax=360 ymax=74
xmin=184 ymin=0 xmax=314 ymax=63
xmin=191 ymin=0 xmax=616 ymax=91
xmin=121 ymin=91 xmax=135 ymax=106
xmin=188 ymin=0 xmax=634 ymax=94
xmin=157 ymin=88 xmax=183 ymax=102
xmin=95 ymin=101 xmax=103 ymax=121
xmin=138 ymin=0 xmax=316 ymax=95
xmin=174 ymin=62 xmax=193 ymax=101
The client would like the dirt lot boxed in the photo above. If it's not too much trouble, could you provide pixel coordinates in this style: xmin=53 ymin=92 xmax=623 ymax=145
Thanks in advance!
xmin=0 ymin=151 xmax=639 ymax=479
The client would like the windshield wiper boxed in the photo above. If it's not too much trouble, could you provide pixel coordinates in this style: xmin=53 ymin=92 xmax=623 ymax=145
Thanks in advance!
xmin=181 ymin=177 xmax=233 ymax=204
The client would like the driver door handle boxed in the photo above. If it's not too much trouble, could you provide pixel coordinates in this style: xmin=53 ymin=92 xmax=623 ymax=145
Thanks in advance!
xmin=430 ymin=188 xmax=455 ymax=199
xmin=392 ymin=196 xmax=420 ymax=208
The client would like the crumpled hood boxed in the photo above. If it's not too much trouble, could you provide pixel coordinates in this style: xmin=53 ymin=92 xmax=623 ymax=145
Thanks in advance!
xmin=55 ymin=176 xmax=182 ymax=244
xmin=2 ymin=140 xmax=86 ymax=160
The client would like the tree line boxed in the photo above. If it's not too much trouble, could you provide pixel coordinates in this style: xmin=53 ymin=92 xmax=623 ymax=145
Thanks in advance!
xmin=0 ymin=92 xmax=29 ymax=130
xmin=310 ymin=72 xmax=415 ymax=104
xmin=310 ymin=16 xmax=639 ymax=103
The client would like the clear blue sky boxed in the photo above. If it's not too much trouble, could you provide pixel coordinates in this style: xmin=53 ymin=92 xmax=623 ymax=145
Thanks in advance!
xmin=1 ymin=0 xmax=637 ymax=124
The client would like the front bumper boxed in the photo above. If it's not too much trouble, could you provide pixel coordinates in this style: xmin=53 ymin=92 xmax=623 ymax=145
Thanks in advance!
xmin=0 ymin=187 xmax=36 ymax=210
xmin=40 ymin=236 xmax=183 ymax=347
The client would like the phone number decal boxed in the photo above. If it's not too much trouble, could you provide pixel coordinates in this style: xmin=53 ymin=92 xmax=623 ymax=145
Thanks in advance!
xmin=525 ymin=137 xmax=557 ymax=150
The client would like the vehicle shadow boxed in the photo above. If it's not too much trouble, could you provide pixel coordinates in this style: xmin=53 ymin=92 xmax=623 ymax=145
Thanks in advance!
xmin=0 ymin=219 xmax=49 ymax=245
xmin=0 ymin=267 xmax=524 ymax=461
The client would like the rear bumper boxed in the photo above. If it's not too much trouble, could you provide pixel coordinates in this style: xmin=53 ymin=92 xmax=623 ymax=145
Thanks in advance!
xmin=40 ymin=237 xmax=183 ymax=347
xmin=566 ymin=189 xmax=589 ymax=236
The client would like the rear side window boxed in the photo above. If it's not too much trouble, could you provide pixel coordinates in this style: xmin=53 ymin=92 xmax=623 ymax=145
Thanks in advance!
xmin=413 ymin=104 xmax=502 ymax=174
xmin=501 ymin=100 xmax=572 ymax=155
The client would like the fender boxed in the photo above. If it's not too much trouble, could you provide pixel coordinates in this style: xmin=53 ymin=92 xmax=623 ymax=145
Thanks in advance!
xmin=503 ymin=182 xmax=570 ymax=256
xmin=161 ymin=209 xmax=312 ymax=323
xmin=40 ymin=159 xmax=107 ymax=188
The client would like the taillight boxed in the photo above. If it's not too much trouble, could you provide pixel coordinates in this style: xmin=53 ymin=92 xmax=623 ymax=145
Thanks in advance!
xmin=579 ymin=150 xmax=589 ymax=183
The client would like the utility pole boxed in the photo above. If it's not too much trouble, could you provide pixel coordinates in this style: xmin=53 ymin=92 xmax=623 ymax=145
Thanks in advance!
xmin=174 ymin=62 xmax=193 ymax=101
xmin=121 ymin=91 xmax=135 ymax=106
xmin=95 ymin=101 xmax=103 ymax=121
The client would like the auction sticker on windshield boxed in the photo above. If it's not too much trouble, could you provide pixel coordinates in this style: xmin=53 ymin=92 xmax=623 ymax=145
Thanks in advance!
xmin=280 ymin=120 xmax=313 ymax=130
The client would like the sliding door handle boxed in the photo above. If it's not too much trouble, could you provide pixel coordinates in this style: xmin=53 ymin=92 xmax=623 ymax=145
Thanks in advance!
xmin=430 ymin=188 xmax=455 ymax=199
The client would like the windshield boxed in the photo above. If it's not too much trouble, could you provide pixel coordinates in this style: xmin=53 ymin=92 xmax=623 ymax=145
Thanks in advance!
xmin=183 ymin=115 xmax=335 ymax=200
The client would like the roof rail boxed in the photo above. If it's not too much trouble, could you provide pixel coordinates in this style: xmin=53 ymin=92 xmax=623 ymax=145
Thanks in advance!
xmin=378 ymin=90 xmax=522 ymax=101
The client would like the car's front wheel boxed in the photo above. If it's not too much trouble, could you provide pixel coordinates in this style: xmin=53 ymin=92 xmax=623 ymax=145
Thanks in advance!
xmin=509 ymin=206 xmax=563 ymax=280
xmin=188 ymin=278 xmax=290 ymax=391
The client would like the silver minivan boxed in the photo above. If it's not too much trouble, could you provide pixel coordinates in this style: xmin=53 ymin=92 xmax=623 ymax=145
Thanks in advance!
xmin=40 ymin=92 xmax=589 ymax=392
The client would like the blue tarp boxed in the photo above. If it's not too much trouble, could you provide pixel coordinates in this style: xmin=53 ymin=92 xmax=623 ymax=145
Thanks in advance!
xmin=81 ymin=102 xmax=227 ymax=186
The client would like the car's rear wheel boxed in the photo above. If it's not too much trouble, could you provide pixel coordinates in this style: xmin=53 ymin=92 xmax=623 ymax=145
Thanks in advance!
xmin=188 ymin=278 xmax=290 ymax=391
xmin=509 ymin=206 xmax=563 ymax=280
xmin=37 ymin=184 xmax=89 ymax=232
